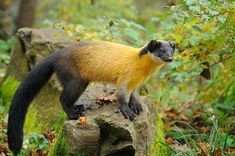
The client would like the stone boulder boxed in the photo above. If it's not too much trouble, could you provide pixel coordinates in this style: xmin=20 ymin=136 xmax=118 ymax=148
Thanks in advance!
xmin=63 ymin=84 xmax=158 ymax=156
xmin=5 ymin=28 xmax=72 ymax=128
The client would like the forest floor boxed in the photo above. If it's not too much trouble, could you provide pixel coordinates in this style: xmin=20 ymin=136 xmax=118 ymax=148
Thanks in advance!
xmin=0 ymin=88 xmax=234 ymax=155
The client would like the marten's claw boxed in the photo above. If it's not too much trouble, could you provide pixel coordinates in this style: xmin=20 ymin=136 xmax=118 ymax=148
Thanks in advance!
xmin=119 ymin=104 xmax=136 ymax=121
xmin=129 ymin=101 xmax=143 ymax=115
xmin=67 ymin=105 xmax=84 ymax=120
xmin=67 ymin=114 xmax=80 ymax=120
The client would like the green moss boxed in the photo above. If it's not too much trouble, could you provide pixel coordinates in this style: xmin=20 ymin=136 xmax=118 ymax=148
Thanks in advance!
xmin=32 ymin=84 xmax=61 ymax=127
xmin=24 ymin=105 xmax=42 ymax=133
xmin=151 ymin=113 xmax=168 ymax=156
xmin=24 ymin=83 xmax=61 ymax=133
xmin=0 ymin=76 xmax=20 ymax=106
xmin=0 ymin=76 xmax=60 ymax=133
xmin=0 ymin=76 xmax=44 ymax=133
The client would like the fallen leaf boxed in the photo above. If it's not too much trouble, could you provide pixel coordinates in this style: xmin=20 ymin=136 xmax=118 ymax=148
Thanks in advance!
xmin=166 ymin=137 xmax=175 ymax=145
xmin=0 ymin=143 xmax=8 ymax=153
xmin=200 ymin=126 xmax=210 ymax=134
xmin=164 ymin=108 xmax=178 ymax=120
xmin=96 ymin=94 xmax=117 ymax=103
xmin=212 ymin=147 xmax=222 ymax=156
xmin=36 ymin=149 xmax=47 ymax=156
xmin=79 ymin=116 xmax=86 ymax=125
xmin=43 ymin=130 xmax=55 ymax=143
xmin=198 ymin=142 xmax=209 ymax=156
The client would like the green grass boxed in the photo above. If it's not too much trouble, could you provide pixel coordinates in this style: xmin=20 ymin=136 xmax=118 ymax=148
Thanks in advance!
xmin=48 ymin=112 xmax=71 ymax=156
xmin=151 ymin=113 xmax=169 ymax=156
xmin=165 ymin=114 xmax=235 ymax=156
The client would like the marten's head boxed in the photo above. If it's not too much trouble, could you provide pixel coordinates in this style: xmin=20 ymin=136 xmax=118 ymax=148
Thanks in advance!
xmin=140 ymin=40 xmax=176 ymax=62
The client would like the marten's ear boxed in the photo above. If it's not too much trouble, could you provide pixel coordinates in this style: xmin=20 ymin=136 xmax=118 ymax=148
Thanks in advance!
xmin=169 ymin=41 xmax=176 ymax=50
xmin=139 ymin=40 xmax=161 ymax=57
xmin=147 ymin=40 xmax=161 ymax=53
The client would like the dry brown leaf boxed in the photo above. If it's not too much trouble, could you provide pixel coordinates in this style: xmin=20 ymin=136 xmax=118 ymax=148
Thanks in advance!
xmin=198 ymin=142 xmax=209 ymax=156
xmin=164 ymin=108 xmax=178 ymax=120
xmin=43 ymin=130 xmax=55 ymax=143
xmin=0 ymin=143 xmax=8 ymax=153
xmin=200 ymin=126 xmax=210 ymax=134
xmin=79 ymin=116 xmax=86 ymax=125
xmin=166 ymin=137 xmax=175 ymax=145
xmin=35 ymin=149 xmax=47 ymax=156
xmin=212 ymin=147 xmax=222 ymax=156
xmin=97 ymin=94 xmax=117 ymax=103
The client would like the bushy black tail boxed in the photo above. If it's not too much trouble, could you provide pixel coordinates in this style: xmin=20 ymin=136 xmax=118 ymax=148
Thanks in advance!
xmin=7 ymin=54 xmax=58 ymax=155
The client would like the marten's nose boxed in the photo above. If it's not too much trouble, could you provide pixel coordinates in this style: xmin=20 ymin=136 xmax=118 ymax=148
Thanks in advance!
xmin=166 ymin=57 xmax=173 ymax=62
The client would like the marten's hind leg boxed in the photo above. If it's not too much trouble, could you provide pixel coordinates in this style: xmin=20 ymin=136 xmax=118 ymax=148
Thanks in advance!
xmin=55 ymin=63 xmax=89 ymax=119
xmin=60 ymin=78 xmax=89 ymax=119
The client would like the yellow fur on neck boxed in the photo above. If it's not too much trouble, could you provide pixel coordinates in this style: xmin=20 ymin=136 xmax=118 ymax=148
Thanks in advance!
xmin=70 ymin=41 xmax=165 ymax=91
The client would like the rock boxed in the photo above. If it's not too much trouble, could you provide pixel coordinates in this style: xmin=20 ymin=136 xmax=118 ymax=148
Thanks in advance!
xmin=5 ymin=28 xmax=73 ymax=128
xmin=7 ymin=37 xmax=28 ymax=81
xmin=15 ymin=28 xmax=72 ymax=69
xmin=63 ymin=84 xmax=157 ymax=156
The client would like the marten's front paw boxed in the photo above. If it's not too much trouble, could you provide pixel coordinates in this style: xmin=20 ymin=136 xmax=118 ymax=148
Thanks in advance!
xmin=67 ymin=114 xmax=80 ymax=120
xmin=129 ymin=101 xmax=143 ymax=115
xmin=119 ymin=104 xmax=136 ymax=121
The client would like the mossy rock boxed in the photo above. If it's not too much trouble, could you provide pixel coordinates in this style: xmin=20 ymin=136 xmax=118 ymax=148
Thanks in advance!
xmin=0 ymin=76 xmax=20 ymax=106
xmin=0 ymin=76 xmax=62 ymax=133
xmin=51 ymin=84 xmax=159 ymax=156
xmin=3 ymin=28 xmax=71 ymax=132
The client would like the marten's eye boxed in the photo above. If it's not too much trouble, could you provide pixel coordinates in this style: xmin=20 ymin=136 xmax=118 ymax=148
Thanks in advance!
xmin=160 ymin=50 xmax=165 ymax=53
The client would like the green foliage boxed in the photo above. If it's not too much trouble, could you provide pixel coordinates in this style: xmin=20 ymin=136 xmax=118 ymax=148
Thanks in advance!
xmin=0 ymin=38 xmax=15 ymax=65
xmin=151 ymin=113 xmax=168 ymax=156
xmin=37 ymin=0 xmax=137 ymax=29
xmin=48 ymin=112 xmax=70 ymax=156
xmin=148 ymin=0 xmax=235 ymax=155
xmin=0 ymin=77 xmax=19 ymax=156
xmin=48 ymin=130 xmax=70 ymax=156
xmin=167 ymin=114 xmax=235 ymax=156
xmin=19 ymin=133 xmax=49 ymax=156
xmin=38 ymin=0 xmax=173 ymax=48
xmin=48 ymin=17 xmax=146 ymax=47
xmin=157 ymin=0 xmax=235 ymax=105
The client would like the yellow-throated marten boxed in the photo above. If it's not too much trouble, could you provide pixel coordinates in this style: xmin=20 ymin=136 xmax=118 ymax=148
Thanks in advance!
xmin=8 ymin=39 xmax=175 ymax=155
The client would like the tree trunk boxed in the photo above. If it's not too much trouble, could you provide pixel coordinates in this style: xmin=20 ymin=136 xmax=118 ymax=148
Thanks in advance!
xmin=0 ymin=0 xmax=19 ymax=39
xmin=15 ymin=0 xmax=37 ymax=31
